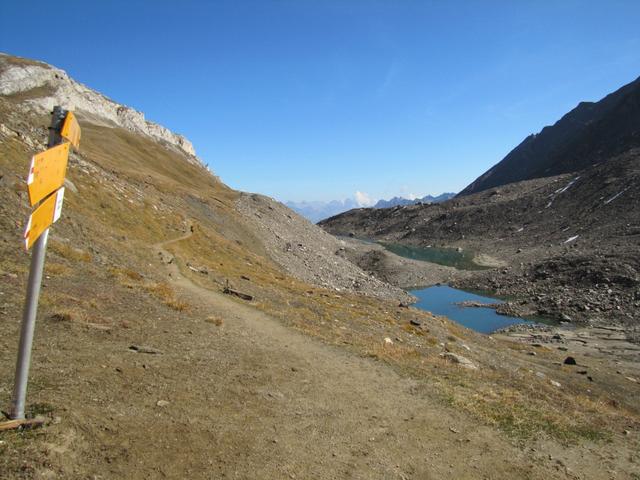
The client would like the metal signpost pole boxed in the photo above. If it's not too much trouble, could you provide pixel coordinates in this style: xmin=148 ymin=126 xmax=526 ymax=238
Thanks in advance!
xmin=8 ymin=107 xmax=67 ymax=420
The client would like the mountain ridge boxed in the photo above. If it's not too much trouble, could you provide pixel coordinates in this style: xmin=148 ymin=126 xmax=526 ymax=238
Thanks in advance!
xmin=284 ymin=198 xmax=362 ymax=223
xmin=459 ymin=74 xmax=640 ymax=195
xmin=287 ymin=192 xmax=456 ymax=223
xmin=373 ymin=192 xmax=456 ymax=209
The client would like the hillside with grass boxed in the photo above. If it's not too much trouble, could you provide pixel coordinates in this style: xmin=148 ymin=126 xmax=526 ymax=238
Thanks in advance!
xmin=1 ymin=54 xmax=639 ymax=479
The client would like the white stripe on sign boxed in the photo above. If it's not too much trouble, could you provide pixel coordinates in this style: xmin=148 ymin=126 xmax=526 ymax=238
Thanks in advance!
xmin=53 ymin=187 xmax=65 ymax=223
xmin=23 ymin=186 xmax=66 ymax=250
xmin=23 ymin=216 xmax=32 ymax=242
xmin=27 ymin=157 xmax=36 ymax=185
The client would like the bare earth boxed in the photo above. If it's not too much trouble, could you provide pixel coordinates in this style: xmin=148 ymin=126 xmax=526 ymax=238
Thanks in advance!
xmin=0 ymin=228 xmax=637 ymax=479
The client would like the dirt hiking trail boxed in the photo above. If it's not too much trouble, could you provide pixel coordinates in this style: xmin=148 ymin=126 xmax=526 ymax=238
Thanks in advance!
xmin=140 ymin=229 xmax=611 ymax=479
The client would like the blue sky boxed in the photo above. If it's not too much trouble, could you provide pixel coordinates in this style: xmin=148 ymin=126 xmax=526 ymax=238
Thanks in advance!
xmin=2 ymin=1 xmax=639 ymax=203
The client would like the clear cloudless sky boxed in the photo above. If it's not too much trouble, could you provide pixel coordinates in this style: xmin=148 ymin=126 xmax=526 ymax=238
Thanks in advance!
xmin=1 ymin=1 xmax=639 ymax=203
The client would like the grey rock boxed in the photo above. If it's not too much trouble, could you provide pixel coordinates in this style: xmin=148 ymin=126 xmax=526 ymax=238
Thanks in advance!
xmin=439 ymin=352 xmax=478 ymax=370
xmin=63 ymin=178 xmax=78 ymax=193
xmin=0 ymin=54 xmax=201 ymax=163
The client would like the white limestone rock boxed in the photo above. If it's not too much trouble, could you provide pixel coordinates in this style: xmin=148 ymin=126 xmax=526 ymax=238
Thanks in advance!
xmin=0 ymin=53 xmax=201 ymax=165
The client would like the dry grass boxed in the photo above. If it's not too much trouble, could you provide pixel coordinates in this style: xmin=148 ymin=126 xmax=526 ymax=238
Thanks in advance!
xmin=143 ymin=281 xmax=173 ymax=301
xmin=121 ymin=269 xmax=144 ymax=281
xmin=205 ymin=315 xmax=224 ymax=326
xmin=108 ymin=266 xmax=190 ymax=312
xmin=165 ymin=298 xmax=190 ymax=312
xmin=173 ymin=227 xmax=631 ymax=442
xmin=424 ymin=335 xmax=439 ymax=346
xmin=366 ymin=342 xmax=423 ymax=363
xmin=445 ymin=321 xmax=467 ymax=338
xmin=0 ymin=256 xmax=27 ymax=275
xmin=142 ymin=281 xmax=190 ymax=312
xmin=3 ymin=55 xmax=48 ymax=68
xmin=44 ymin=262 xmax=70 ymax=276
xmin=49 ymin=240 xmax=92 ymax=263
xmin=426 ymin=359 xmax=625 ymax=443
xmin=48 ymin=310 xmax=74 ymax=322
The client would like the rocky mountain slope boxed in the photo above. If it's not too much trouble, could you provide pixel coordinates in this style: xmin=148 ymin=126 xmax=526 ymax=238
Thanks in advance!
xmin=321 ymin=79 xmax=640 ymax=331
xmin=323 ymin=150 xmax=640 ymax=327
xmin=323 ymin=150 xmax=639 ymax=254
xmin=237 ymin=193 xmax=412 ymax=301
xmin=0 ymin=53 xmax=406 ymax=304
xmin=459 ymin=75 xmax=640 ymax=196
xmin=1 ymin=54 xmax=639 ymax=479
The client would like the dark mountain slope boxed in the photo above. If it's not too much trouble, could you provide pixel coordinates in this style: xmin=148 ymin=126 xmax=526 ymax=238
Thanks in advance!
xmin=320 ymin=148 xmax=640 ymax=327
xmin=321 ymin=149 xmax=640 ymax=252
xmin=459 ymin=75 xmax=640 ymax=196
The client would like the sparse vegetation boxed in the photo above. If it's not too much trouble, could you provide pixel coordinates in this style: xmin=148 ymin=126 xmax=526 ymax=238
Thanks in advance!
xmin=109 ymin=266 xmax=190 ymax=311
xmin=49 ymin=240 xmax=92 ymax=263
xmin=44 ymin=262 xmax=70 ymax=276
xmin=142 ymin=281 xmax=189 ymax=311
xmin=166 ymin=226 xmax=636 ymax=443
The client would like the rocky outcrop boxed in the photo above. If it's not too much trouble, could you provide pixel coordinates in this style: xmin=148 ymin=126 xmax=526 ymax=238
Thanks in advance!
xmin=0 ymin=53 xmax=200 ymax=164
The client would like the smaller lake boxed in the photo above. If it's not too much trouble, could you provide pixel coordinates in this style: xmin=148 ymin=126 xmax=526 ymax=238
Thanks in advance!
xmin=381 ymin=243 xmax=488 ymax=271
xmin=410 ymin=285 xmax=536 ymax=334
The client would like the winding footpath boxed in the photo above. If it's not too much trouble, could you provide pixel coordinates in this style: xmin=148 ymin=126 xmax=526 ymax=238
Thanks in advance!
xmin=142 ymin=226 xmax=608 ymax=479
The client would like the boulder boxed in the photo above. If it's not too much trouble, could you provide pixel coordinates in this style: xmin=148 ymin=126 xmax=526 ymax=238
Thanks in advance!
xmin=439 ymin=352 xmax=478 ymax=370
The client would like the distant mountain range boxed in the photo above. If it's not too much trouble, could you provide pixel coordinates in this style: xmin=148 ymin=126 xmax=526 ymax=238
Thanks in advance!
xmin=285 ymin=198 xmax=363 ymax=223
xmin=459 ymin=75 xmax=640 ymax=196
xmin=286 ymin=193 xmax=456 ymax=223
xmin=373 ymin=193 xmax=456 ymax=209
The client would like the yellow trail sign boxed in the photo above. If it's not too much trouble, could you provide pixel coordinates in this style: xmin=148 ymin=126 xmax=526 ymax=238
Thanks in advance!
xmin=60 ymin=111 xmax=81 ymax=148
xmin=24 ymin=187 xmax=65 ymax=250
xmin=10 ymin=108 xmax=81 ymax=423
xmin=27 ymin=142 xmax=69 ymax=207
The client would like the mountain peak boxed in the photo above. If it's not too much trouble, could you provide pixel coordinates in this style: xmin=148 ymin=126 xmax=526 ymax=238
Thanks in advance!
xmin=459 ymin=74 xmax=640 ymax=196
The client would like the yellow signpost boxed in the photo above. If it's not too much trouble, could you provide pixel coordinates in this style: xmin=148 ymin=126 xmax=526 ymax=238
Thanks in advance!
xmin=27 ymin=142 xmax=69 ymax=207
xmin=60 ymin=111 xmax=81 ymax=148
xmin=24 ymin=187 xmax=65 ymax=250
xmin=2 ymin=107 xmax=80 ymax=429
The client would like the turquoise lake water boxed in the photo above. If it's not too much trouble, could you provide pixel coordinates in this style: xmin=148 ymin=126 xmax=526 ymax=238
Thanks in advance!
xmin=410 ymin=285 xmax=535 ymax=334
xmin=380 ymin=243 xmax=489 ymax=270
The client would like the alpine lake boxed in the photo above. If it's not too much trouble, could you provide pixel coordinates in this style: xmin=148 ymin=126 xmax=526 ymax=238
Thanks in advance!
xmin=379 ymin=243 xmax=543 ymax=334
